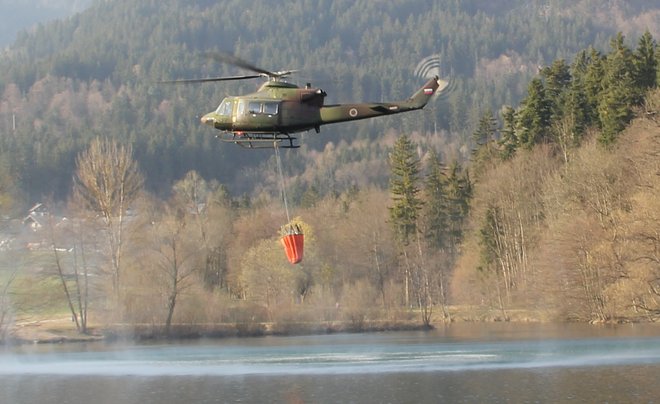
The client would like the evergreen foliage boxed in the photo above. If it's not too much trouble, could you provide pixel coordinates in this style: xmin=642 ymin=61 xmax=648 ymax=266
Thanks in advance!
xmin=470 ymin=109 xmax=498 ymax=174
xmin=498 ymin=106 xmax=517 ymax=160
xmin=388 ymin=134 xmax=422 ymax=246
xmin=423 ymin=151 xmax=448 ymax=250
xmin=442 ymin=160 xmax=471 ymax=251
xmin=472 ymin=110 xmax=498 ymax=148
xmin=598 ymin=33 xmax=637 ymax=145
xmin=480 ymin=30 xmax=659 ymax=158
xmin=2 ymin=1 xmax=660 ymax=333
xmin=516 ymin=78 xmax=552 ymax=148
xmin=540 ymin=59 xmax=572 ymax=121
xmin=0 ymin=0 xmax=651 ymax=205
xmin=634 ymin=30 xmax=658 ymax=91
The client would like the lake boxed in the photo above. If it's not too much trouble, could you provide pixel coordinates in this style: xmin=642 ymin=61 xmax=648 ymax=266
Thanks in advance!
xmin=1 ymin=323 xmax=660 ymax=403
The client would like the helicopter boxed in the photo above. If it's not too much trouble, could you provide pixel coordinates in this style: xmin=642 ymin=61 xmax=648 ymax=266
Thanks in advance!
xmin=164 ymin=53 xmax=449 ymax=149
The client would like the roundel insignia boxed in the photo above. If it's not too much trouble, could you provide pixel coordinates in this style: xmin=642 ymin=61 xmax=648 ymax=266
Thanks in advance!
xmin=349 ymin=108 xmax=358 ymax=117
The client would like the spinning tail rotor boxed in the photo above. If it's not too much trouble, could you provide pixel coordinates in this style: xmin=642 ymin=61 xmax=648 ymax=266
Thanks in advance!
xmin=414 ymin=54 xmax=454 ymax=98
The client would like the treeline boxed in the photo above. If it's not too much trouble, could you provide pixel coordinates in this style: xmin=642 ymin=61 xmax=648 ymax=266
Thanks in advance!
xmin=3 ymin=135 xmax=473 ymax=338
xmin=454 ymin=31 xmax=660 ymax=322
xmin=3 ymin=31 xmax=659 ymax=339
xmin=1 ymin=0 xmax=657 ymax=206
xmin=2 ymin=3 xmax=660 ymax=338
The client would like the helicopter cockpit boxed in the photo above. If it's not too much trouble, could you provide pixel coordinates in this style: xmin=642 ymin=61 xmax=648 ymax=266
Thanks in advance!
xmin=214 ymin=99 xmax=281 ymax=118
xmin=215 ymin=99 xmax=233 ymax=116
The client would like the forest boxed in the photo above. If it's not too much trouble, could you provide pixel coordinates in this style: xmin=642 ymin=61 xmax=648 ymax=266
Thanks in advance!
xmin=1 ymin=0 xmax=660 ymax=340
xmin=2 ymin=0 xmax=659 ymax=203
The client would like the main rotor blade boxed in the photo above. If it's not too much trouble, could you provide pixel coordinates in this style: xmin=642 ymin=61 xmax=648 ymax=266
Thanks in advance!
xmin=203 ymin=51 xmax=279 ymax=77
xmin=159 ymin=74 xmax=261 ymax=84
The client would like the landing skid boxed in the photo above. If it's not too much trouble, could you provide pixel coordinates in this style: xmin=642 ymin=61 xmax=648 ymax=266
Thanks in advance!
xmin=218 ymin=133 xmax=300 ymax=149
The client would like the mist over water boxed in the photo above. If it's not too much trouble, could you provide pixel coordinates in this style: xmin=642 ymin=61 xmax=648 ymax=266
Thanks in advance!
xmin=2 ymin=323 xmax=660 ymax=403
xmin=2 ymin=335 xmax=660 ymax=376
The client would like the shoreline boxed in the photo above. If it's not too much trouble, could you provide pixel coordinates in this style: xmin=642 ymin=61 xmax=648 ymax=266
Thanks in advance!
xmin=5 ymin=319 xmax=436 ymax=346
xmin=5 ymin=307 xmax=655 ymax=346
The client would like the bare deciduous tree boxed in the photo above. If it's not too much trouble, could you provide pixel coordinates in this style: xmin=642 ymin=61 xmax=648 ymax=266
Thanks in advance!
xmin=47 ymin=213 xmax=95 ymax=334
xmin=173 ymin=171 xmax=233 ymax=291
xmin=460 ymin=147 xmax=555 ymax=317
xmin=150 ymin=206 xmax=202 ymax=336
xmin=73 ymin=138 xmax=143 ymax=303
xmin=0 ymin=267 xmax=17 ymax=341
xmin=240 ymin=238 xmax=296 ymax=321
xmin=540 ymin=139 xmax=636 ymax=321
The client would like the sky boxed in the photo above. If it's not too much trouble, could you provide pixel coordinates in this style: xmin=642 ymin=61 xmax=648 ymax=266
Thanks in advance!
xmin=0 ymin=0 xmax=92 ymax=47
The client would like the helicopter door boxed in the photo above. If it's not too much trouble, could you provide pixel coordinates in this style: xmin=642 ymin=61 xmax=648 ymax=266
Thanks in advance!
xmin=240 ymin=100 xmax=280 ymax=131
xmin=237 ymin=100 xmax=246 ymax=116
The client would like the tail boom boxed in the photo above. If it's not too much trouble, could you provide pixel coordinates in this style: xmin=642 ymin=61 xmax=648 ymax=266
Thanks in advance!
xmin=319 ymin=76 xmax=441 ymax=125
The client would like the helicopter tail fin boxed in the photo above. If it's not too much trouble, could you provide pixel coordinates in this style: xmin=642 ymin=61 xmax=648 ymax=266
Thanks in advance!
xmin=405 ymin=76 xmax=447 ymax=109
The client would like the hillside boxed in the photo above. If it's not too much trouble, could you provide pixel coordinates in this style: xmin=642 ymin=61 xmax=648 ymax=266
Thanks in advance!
xmin=452 ymin=88 xmax=660 ymax=322
xmin=1 ymin=0 xmax=659 ymax=206
xmin=1 ymin=1 xmax=660 ymax=339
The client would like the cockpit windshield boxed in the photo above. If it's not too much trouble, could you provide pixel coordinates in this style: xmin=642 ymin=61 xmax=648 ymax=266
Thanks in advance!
xmin=215 ymin=99 xmax=233 ymax=116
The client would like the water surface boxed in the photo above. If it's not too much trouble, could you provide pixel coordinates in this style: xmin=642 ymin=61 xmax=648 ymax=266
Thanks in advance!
xmin=1 ymin=323 xmax=659 ymax=403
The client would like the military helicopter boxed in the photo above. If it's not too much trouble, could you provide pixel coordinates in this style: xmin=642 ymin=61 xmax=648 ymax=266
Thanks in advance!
xmin=164 ymin=53 xmax=448 ymax=148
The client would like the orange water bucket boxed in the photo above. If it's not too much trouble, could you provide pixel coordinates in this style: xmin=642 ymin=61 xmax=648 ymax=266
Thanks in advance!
xmin=281 ymin=233 xmax=304 ymax=264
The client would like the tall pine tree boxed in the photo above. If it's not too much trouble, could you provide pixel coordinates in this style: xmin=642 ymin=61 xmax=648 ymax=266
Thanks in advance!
xmin=516 ymin=78 xmax=552 ymax=148
xmin=423 ymin=150 xmax=448 ymax=250
xmin=541 ymin=59 xmax=572 ymax=121
xmin=582 ymin=46 xmax=605 ymax=127
xmin=388 ymin=134 xmax=423 ymax=246
xmin=471 ymin=109 xmax=498 ymax=175
xmin=598 ymin=32 xmax=636 ymax=145
xmin=444 ymin=160 xmax=471 ymax=252
xmin=564 ymin=51 xmax=592 ymax=142
xmin=498 ymin=106 xmax=518 ymax=160
xmin=633 ymin=30 xmax=657 ymax=91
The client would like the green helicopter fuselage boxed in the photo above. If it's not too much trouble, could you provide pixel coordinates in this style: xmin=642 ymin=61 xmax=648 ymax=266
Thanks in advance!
xmin=200 ymin=76 xmax=442 ymax=135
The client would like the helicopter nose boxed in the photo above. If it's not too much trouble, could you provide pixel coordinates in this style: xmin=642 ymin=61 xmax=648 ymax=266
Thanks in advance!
xmin=200 ymin=114 xmax=215 ymax=126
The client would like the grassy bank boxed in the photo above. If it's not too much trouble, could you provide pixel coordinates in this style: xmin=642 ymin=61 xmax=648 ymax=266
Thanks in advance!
xmin=4 ymin=305 xmax=555 ymax=345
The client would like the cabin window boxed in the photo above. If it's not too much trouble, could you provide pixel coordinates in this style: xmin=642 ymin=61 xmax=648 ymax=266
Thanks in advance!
xmin=263 ymin=102 xmax=279 ymax=115
xmin=237 ymin=100 xmax=246 ymax=116
xmin=246 ymin=101 xmax=279 ymax=115
xmin=248 ymin=101 xmax=261 ymax=114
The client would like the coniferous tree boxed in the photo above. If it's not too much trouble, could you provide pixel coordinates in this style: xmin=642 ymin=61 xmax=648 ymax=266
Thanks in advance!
xmin=563 ymin=51 xmax=592 ymax=142
xmin=498 ymin=106 xmax=518 ymax=160
xmin=388 ymin=134 xmax=424 ymax=309
xmin=479 ymin=205 xmax=501 ymax=272
xmin=582 ymin=47 xmax=605 ymax=127
xmin=633 ymin=30 xmax=657 ymax=91
xmin=598 ymin=32 xmax=636 ymax=145
xmin=471 ymin=109 xmax=498 ymax=174
xmin=444 ymin=160 xmax=471 ymax=252
xmin=423 ymin=151 xmax=448 ymax=250
xmin=388 ymin=134 xmax=423 ymax=246
xmin=516 ymin=78 xmax=552 ymax=148
xmin=541 ymin=59 xmax=572 ymax=120
xmin=472 ymin=109 xmax=498 ymax=148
